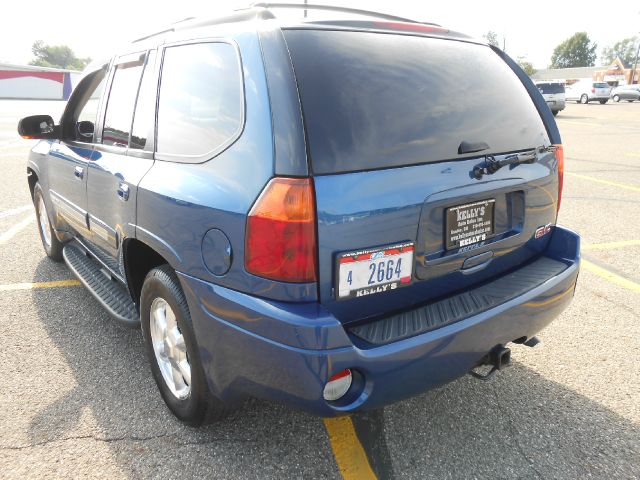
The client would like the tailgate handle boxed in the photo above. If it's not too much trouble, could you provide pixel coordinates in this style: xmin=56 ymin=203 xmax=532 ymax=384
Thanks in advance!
xmin=461 ymin=251 xmax=494 ymax=274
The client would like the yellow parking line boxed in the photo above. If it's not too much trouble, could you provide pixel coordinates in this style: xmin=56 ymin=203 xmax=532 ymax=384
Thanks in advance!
xmin=582 ymin=260 xmax=640 ymax=293
xmin=582 ymin=240 xmax=640 ymax=251
xmin=625 ymin=153 xmax=640 ymax=158
xmin=0 ymin=215 xmax=34 ymax=245
xmin=323 ymin=417 xmax=377 ymax=480
xmin=565 ymin=172 xmax=640 ymax=193
xmin=0 ymin=279 xmax=81 ymax=292
xmin=556 ymin=120 xmax=602 ymax=127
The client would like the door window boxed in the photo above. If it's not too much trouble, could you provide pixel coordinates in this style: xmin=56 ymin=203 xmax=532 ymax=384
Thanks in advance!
xmin=63 ymin=69 xmax=107 ymax=143
xmin=156 ymin=42 xmax=243 ymax=160
xmin=130 ymin=51 xmax=157 ymax=151
xmin=102 ymin=55 xmax=144 ymax=147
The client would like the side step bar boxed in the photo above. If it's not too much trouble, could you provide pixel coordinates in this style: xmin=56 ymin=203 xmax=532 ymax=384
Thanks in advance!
xmin=63 ymin=242 xmax=139 ymax=328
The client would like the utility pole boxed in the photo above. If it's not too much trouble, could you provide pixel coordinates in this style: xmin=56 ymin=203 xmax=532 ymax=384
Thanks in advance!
xmin=631 ymin=37 xmax=640 ymax=84
xmin=304 ymin=0 xmax=308 ymax=18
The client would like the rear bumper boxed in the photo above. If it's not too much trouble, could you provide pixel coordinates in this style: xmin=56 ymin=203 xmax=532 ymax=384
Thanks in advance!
xmin=179 ymin=226 xmax=580 ymax=416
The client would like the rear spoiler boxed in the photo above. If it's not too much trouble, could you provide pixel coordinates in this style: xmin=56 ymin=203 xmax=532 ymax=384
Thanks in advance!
xmin=491 ymin=46 xmax=562 ymax=146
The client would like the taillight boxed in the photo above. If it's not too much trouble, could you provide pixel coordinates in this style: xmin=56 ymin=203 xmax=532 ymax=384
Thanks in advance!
xmin=245 ymin=177 xmax=317 ymax=283
xmin=554 ymin=144 xmax=564 ymax=212
xmin=591 ymin=88 xmax=595 ymax=93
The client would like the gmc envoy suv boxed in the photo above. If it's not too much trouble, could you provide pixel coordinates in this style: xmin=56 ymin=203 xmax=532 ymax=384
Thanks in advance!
xmin=18 ymin=4 xmax=580 ymax=425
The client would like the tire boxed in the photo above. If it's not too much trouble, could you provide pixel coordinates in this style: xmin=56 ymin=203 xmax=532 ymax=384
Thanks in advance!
xmin=140 ymin=264 xmax=231 ymax=425
xmin=552 ymin=110 xmax=559 ymax=116
xmin=613 ymin=95 xmax=620 ymax=102
xmin=580 ymin=94 xmax=589 ymax=104
xmin=599 ymin=99 xmax=608 ymax=104
xmin=33 ymin=183 xmax=63 ymax=261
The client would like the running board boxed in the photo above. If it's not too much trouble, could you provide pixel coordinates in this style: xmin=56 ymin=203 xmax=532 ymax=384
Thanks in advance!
xmin=63 ymin=242 xmax=139 ymax=328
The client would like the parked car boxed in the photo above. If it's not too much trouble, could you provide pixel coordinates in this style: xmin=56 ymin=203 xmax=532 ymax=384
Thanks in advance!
xmin=610 ymin=84 xmax=640 ymax=102
xmin=535 ymin=81 xmax=566 ymax=116
xmin=18 ymin=4 xmax=579 ymax=425
xmin=565 ymin=80 xmax=612 ymax=104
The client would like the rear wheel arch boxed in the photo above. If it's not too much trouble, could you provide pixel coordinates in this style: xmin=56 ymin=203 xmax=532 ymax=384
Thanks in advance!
xmin=123 ymin=238 xmax=172 ymax=305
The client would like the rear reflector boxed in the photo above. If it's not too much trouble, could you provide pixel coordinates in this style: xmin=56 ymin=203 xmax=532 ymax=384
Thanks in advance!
xmin=554 ymin=144 xmax=564 ymax=212
xmin=323 ymin=369 xmax=353 ymax=401
xmin=245 ymin=177 xmax=317 ymax=283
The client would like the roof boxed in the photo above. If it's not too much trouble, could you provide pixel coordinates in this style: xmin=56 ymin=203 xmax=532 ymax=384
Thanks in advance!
xmin=0 ymin=62 xmax=81 ymax=74
xmin=532 ymin=66 xmax=600 ymax=81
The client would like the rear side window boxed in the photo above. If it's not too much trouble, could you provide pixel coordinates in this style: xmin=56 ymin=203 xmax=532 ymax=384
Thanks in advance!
xmin=102 ymin=56 xmax=144 ymax=147
xmin=594 ymin=83 xmax=609 ymax=88
xmin=284 ymin=30 xmax=549 ymax=174
xmin=156 ymin=42 xmax=244 ymax=160
xmin=537 ymin=83 xmax=565 ymax=94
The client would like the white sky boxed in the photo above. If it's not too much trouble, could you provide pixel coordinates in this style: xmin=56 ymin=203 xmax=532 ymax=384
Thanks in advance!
xmin=1 ymin=0 xmax=639 ymax=68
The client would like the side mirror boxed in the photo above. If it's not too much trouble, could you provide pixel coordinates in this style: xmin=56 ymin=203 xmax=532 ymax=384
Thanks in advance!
xmin=77 ymin=121 xmax=95 ymax=140
xmin=17 ymin=115 xmax=59 ymax=140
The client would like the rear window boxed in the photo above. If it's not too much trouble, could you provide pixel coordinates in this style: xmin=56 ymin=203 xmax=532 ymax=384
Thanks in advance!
xmin=537 ymin=83 xmax=565 ymax=94
xmin=284 ymin=30 xmax=548 ymax=174
xmin=594 ymin=83 xmax=609 ymax=88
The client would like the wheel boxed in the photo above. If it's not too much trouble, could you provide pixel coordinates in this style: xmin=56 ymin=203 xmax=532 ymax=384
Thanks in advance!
xmin=141 ymin=265 xmax=230 ymax=425
xmin=613 ymin=95 xmax=620 ymax=102
xmin=599 ymin=99 xmax=608 ymax=104
xmin=33 ymin=183 xmax=63 ymax=261
xmin=627 ymin=100 xmax=634 ymax=103
xmin=552 ymin=110 xmax=559 ymax=116
xmin=580 ymin=94 xmax=589 ymax=104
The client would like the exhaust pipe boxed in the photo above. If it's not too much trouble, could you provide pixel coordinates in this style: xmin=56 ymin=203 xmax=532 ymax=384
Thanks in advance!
xmin=469 ymin=345 xmax=511 ymax=381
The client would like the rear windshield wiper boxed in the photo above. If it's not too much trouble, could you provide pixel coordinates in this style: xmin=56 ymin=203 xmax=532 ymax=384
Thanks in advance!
xmin=473 ymin=149 xmax=538 ymax=180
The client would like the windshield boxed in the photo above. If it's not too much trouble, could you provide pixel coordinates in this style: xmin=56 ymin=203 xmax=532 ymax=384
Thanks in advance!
xmin=284 ymin=30 xmax=548 ymax=174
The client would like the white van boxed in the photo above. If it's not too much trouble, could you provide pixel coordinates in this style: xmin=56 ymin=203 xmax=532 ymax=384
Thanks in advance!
xmin=565 ymin=79 xmax=612 ymax=104
xmin=535 ymin=82 xmax=566 ymax=116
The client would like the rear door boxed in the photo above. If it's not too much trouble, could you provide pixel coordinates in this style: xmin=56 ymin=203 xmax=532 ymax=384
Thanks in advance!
xmin=86 ymin=51 xmax=156 ymax=266
xmin=284 ymin=29 xmax=560 ymax=324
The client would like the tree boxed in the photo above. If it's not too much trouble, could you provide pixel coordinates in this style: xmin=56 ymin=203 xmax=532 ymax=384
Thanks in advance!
xmin=483 ymin=31 xmax=500 ymax=48
xmin=29 ymin=40 xmax=90 ymax=70
xmin=517 ymin=56 xmax=536 ymax=77
xmin=600 ymin=36 xmax=639 ymax=67
xmin=550 ymin=32 xmax=597 ymax=68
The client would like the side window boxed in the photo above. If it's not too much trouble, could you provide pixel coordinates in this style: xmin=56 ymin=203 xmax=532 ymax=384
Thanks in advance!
xmin=130 ymin=50 xmax=157 ymax=150
xmin=64 ymin=69 xmax=107 ymax=142
xmin=102 ymin=55 xmax=144 ymax=147
xmin=156 ymin=42 xmax=243 ymax=159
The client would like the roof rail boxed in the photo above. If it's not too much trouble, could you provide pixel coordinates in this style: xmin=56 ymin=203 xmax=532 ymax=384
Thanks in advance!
xmin=132 ymin=8 xmax=275 ymax=43
xmin=250 ymin=3 xmax=439 ymax=26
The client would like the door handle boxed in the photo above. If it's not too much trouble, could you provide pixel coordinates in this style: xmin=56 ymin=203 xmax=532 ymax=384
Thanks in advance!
xmin=117 ymin=183 xmax=130 ymax=201
xmin=74 ymin=166 xmax=84 ymax=180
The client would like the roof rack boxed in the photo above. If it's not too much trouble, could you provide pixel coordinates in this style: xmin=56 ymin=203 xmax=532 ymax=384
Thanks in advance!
xmin=250 ymin=3 xmax=440 ymax=26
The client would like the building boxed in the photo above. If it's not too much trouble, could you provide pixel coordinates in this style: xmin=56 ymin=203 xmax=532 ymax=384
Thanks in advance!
xmin=532 ymin=58 xmax=640 ymax=86
xmin=0 ymin=63 xmax=82 ymax=100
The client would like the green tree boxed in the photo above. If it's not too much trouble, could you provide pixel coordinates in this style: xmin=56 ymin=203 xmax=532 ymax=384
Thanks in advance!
xmin=550 ymin=32 xmax=597 ymax=68
xmin=483 ymin=31 xmax=500 ymax=48
xmin=600 ymin=36 xmax=638 ymax=67
xmin=517 ymin=56 xmax=536 ymax=77
xmin=29 ymin=40 xmax=90 ymax=70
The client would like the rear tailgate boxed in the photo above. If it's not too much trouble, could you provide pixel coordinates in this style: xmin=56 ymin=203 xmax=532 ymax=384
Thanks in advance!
xmin=284 ymin=29 xmax=560 ymax=324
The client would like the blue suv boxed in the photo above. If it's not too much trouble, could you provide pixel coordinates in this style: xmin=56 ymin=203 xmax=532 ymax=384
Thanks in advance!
xmin=18 ymin=4 xmax=580 ymax=425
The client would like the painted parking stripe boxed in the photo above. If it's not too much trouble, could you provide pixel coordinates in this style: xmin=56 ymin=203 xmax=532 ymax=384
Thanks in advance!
xmin=0 ymin=279 xmax=81 ymax=292
xmin=0 ymin=215 xmax=34 ymax=245
xmin=582 ymin=259 xmax=640 ymax=293
xmin=323 ymin=417 xmax=377 ymax=480
xmin=0 ymin=204 xmax=31 ymax=219
xmin=625 ymin=153 xmax=640 ymax=158
xmin=582 ymin=240 xmax=640 ymax=251
xmin=565 ymin=172 xmax=640 ymax=193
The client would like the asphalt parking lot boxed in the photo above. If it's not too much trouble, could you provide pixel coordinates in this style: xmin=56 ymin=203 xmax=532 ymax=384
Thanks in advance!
xmin=1 ymin=99 xmax=639 ymax=479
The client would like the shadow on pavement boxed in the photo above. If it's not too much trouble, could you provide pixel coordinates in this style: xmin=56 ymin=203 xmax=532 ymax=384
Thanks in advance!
xmin=28 ymin=259 xmax=640 ymax=479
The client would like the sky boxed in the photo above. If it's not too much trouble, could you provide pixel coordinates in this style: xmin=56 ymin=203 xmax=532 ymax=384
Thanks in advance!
xmin=1 ymin=0 xmax=639 ymax=69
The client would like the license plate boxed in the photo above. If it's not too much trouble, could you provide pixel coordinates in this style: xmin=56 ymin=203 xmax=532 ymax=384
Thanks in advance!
xmin=446 ymin=199 xmax=495 ymax=249
xmin=337 ymin=243 xmax=414 ymax=299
